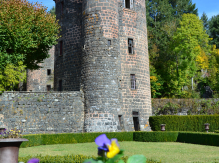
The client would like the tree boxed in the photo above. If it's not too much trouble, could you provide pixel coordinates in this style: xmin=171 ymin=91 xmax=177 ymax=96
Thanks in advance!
xmin=146 ymin=0 xmax=198 ymax=97
xmin=0 ymin=61 xmax=26 ymax=92
xmin=209 ymin=15 xmax=219 ymax=48
xmin=0 ymin=0 xmax=60 ymax=71
xmin=201 ymin=12 xmax=209 ymax=33
xmin=48 ymin=6 xmax=55 ymax=16
xmin=167 ymin=13 xmax=211 ymax=97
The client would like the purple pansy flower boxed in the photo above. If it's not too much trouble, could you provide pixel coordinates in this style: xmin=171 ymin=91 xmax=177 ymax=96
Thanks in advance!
xmin=95 ymin=134 xmax=119 ymax=157
xmin=27 ymin=158 xmax=40 ymax=163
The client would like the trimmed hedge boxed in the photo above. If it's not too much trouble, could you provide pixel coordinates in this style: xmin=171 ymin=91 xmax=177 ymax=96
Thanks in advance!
xmin=19 ymin=155 xmax=96 ymax=163
xmin=134 ymin=131 xmax=179 ymax=142
xmin=21 ymin=131 xmax=219 ymax=148
xmin=18 ymin=154 xmax=161 ymax=163
xmin=21 ymin=132 xmax=133 ymax=148
xmin=149 ymin=115 xmax=219 ymax=132
xmin=133 ymin=131 xmax=219 ymax=147
xmin=177 ymin=132 xmax=219 ymax=147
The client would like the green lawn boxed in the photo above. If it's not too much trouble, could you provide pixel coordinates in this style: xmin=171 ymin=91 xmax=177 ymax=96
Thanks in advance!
xmin=19 ymin=141 xmax=219 ymax=163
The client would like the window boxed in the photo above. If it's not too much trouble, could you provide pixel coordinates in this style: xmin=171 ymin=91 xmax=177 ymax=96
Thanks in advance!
xmin=59 ymin=41 xmax=63 ymax=56
xmin=125 ymin=0 xmax=133 ymax=9
xmin=61 ymin=2 xmax=64 ymax=15
xmin=59 ymin=80 xmax=62 ymax=91
xmin=118 ymin=115 xmax=122 ymax=126
xmin=47 ymin=69 xmax=51 ymax=76
xmin=130 ymin=74 xmax=136 ymax=89
xmin=108 ymin=40 xmax=111 ymax=46
xmin=128 ymin=38 xmax=134 ymax=54
xmin=125 ymin=0 xmax=130 ymax=8
xmin=47 ymin=85 xmax=51 ymax=91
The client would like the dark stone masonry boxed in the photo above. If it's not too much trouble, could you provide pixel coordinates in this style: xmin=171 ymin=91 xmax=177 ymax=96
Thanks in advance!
xmin=0 ymin=91 xmax=84 ymax=134
xmin=0 ymin=0 xmax=152 ymax=134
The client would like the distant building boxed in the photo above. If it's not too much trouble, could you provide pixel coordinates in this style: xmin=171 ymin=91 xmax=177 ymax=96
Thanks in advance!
xmin=26 ymin=46 xmax=54 ymax=92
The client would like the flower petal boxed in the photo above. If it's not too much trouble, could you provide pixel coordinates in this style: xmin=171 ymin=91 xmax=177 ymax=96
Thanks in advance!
xmin=27 ymin=158 xmax=40 ymax=163
xmin=95 ymin=134 xmax=111 ymax=146
xmin=106 ymin=140 xmax=120 ymax=158
xmin=111 ymin=138 xmax=119 ymax=147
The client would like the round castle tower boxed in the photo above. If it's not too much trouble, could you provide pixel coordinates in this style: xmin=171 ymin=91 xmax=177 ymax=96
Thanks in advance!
xmin=53 ymin=0 xmax=151 ymax=132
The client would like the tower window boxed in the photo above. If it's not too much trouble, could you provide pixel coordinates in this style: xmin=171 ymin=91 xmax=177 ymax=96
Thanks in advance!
xmin=118 ymin=115 xmax=122 ymax=126
xmin=59 ymin=41 xmax=63 ymax=56
xmin=59 ymin=80 xmax=62 ymax=91
xmin=128 ymin=38 xmax=134 ymax=54
xmin=47 ymin=85 xmax=51 ymax=91
xmin=125 ymin=0 xmax=133 ymax=9
xmin=47 ymin=69 xmax=51 ymax=76
xmin=130 ymin=74 xmax=136 ymax=89
xmin=108 ymin=40 xmax=111 ymax=46
xmin=125 ymin=0 xmax=130 ymax=8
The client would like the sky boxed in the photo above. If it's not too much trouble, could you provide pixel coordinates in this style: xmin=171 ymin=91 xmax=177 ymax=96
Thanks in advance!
xmin=28 ymin=0 xmax=219 ymax=20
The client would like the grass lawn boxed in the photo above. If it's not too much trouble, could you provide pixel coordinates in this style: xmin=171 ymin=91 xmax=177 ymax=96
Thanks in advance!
xmin=19 ymin=141 xmax=219 ymax=163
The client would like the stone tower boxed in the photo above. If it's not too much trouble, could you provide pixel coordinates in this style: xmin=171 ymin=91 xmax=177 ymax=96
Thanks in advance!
xmin=53 ymin=0 xmax=152 ymax=132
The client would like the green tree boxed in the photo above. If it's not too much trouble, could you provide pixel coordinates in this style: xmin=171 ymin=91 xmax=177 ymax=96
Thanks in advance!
xmin=146 ymin=0 xmax=198 ymax=97
xmin=167 ymin=13 xmax=211 ymax=97
xmin=201 ymin=12 xmax=209 ymax=33
xmin=209 ymin=15 xmax=219 ymax=48
xmin=0 ymin=61 xmax=26 ymax=92
xmin=0 ymin=0 xmax=60 ymax=71
xmin=48 ymin=6 xmax=55 ymax=16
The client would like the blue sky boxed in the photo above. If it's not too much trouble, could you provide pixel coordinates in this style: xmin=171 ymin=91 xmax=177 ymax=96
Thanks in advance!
xmin=192 ymin=0 xmax=219 ymax=19
xmin=28 ymin=0 xmax=219 ymax=20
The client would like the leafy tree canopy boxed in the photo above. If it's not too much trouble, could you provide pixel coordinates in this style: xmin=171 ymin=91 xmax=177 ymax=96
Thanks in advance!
xmin=163 ymin=13 xmax=211 ymax=97
xmin=0 ymin=0 xmax=60 ymax=71
xmin=48 ymin=6 xmax=55 ymax=16
xmin=209 ymin=15 xmax=219 ymax=48
xmin=201 ymin=12 xmax=209 ymax=33
xmin=0 ymin=61 xmax=26 ymax=92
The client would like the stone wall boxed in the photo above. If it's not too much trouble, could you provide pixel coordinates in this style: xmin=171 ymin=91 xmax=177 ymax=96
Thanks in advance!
xmin=0 ymin=91 xmax=84 ymax=134
xmin=152 ymin=98 xmax=219 ymax=116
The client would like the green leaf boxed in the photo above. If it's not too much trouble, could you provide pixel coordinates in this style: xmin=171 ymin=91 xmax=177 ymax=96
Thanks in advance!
xmin=83 ymin=158 xmax=100 ymax=163
xmin=127 ymin=155 xmax=147 ymax=163
xmin=118 ymin=160 xmax=125 ymax=163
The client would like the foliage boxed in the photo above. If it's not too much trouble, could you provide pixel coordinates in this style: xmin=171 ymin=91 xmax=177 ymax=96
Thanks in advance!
xmin=48 ymin=6 xmax=55 ymax=16
xmin=0 ymin=61 xmax=26 ymax=93
xmin=134 ymin=131 xmax=179 ymax=142
xmin=150 ymin=66 xmax=163 ymax=98
xmin=177 ymin=132 xmax=219 ymax=147
xmin=152 ymin=99 xmax=219 ymax=116
xmin=0 ymin=0 xmax=60 ymax=71
xmin=209 ymin=15 xmax=219 ymax=48
xmin=165 ymin=14 xmax=211 ymax=97
xmin=146 ymin=0 xmax=198 ymax=98
xmin=19 ymin=154 xmax=161 ymax=163
xmin=21 ymin=132 xmax=133 ymax=148
xmin=149 ymin=115 xmax=219 ymax=132
xmin=0 ymin=128 xmax=23 ymax=139
xmin=200 ymin=12 xmax=209 ymax=34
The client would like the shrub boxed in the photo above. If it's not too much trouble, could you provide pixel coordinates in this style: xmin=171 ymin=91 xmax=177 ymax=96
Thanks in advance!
xmin=149 ymin=115 xmax=219 ymax=132
xmin=21 ymin=132 xmax=133 ymax=148
xmin=18 ymin=154 xmax=161 ymax=163
xmin=133 ymin=131 xmax=179 ymax=142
